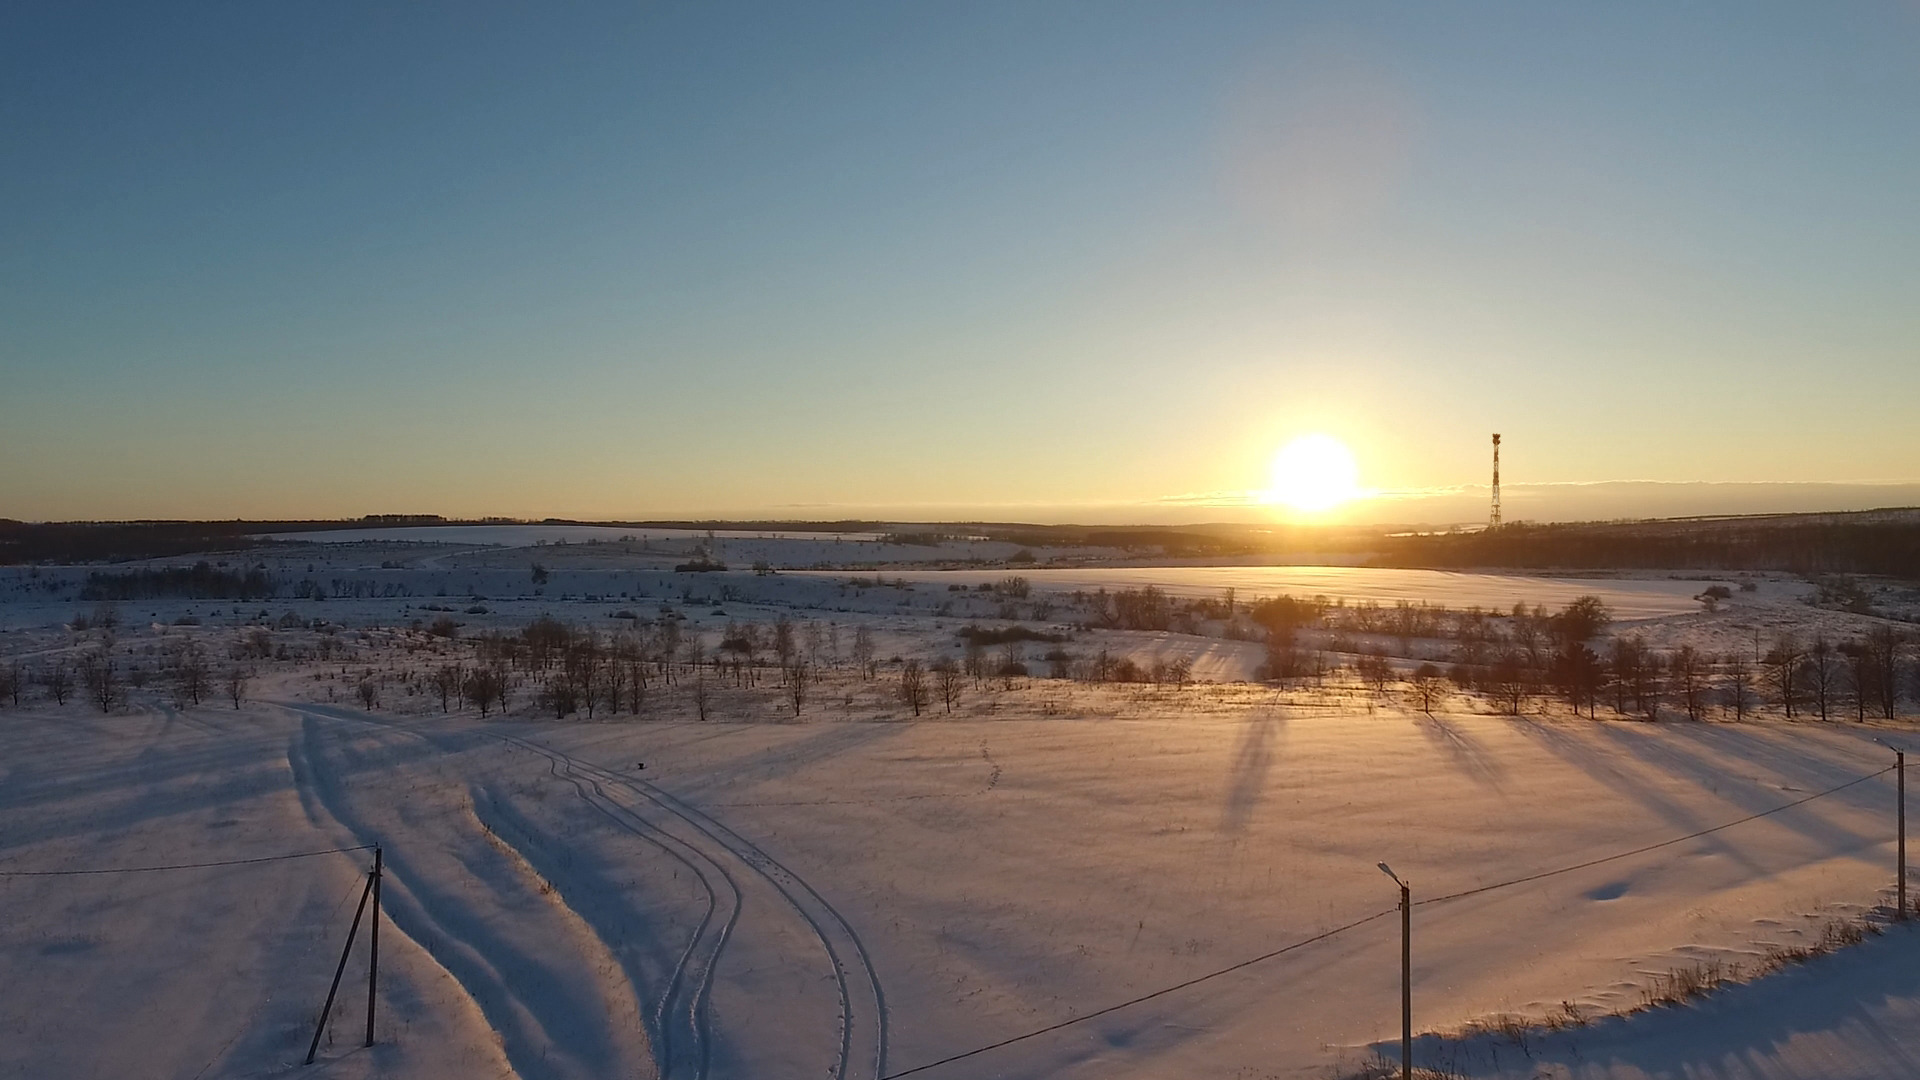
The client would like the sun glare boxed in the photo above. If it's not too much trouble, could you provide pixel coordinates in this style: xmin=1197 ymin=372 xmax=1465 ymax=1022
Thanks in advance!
xmin=1265 ymin=434 xmax=1362 ymax=513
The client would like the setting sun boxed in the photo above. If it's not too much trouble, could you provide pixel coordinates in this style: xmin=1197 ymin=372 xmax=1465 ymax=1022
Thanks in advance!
xmin=1265 ymin=434 xmax=1362 ymax=513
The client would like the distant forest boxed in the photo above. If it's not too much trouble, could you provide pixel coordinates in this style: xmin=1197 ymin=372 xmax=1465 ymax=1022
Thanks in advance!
xmin=5 ymin=510 xmax=1920 ymax=580
xmin=0 ymin=521 xmax=267 ymax=564
xmin=1377 ymin=515 xmax=1920 ymax=579
xmin=79 ymin=562 xmax=275 ymax=601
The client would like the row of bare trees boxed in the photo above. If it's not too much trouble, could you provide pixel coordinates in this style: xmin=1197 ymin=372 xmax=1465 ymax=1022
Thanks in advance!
xmin=1355 ymin=626 xmax=1913 ymax=722
xmin=0 ymin=644 xmax=250 ymax=713
xmin=466 ymin=615 xmax=875 ymax=721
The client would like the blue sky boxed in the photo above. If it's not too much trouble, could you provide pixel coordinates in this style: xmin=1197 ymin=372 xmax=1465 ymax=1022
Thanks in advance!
xmin=4 ymin=2 xmax=1918 ymax=522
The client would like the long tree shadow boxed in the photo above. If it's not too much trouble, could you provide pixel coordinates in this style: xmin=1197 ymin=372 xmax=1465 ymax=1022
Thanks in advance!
xmin=667 ymin=720 xmax=912 ymax=802
xmin=1510 ymin=719 xmax=1773 ymax=876
xmin=1587 ymin=722 xmax=1886 ymax=860
xmin=1221 ymin=714 xmax=1284 ymax=833
xmin=1415 ymin=713 xmax=1507 ymax=790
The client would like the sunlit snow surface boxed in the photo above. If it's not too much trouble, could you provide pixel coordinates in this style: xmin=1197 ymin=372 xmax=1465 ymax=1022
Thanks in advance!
xmin=1 ymin=530 xmax=1912 ymax=1079
xmin=3 ymin=701 xmax=1916 ymax=1079
xmin=850 ymin=565 xmax=1709 ymax=620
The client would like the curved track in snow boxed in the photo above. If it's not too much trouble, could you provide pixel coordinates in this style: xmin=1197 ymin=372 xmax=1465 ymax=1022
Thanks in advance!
xmin=280 ymin=701 xmax=885 ymax=1080
xmin=500 ymin=734 xmax=890 ymax=1080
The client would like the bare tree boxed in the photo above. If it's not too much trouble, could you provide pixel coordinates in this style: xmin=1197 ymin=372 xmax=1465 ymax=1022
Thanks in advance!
xmin=43 ymin=661 xmax=73 ymax=706
xmin=225 ymin=667 xmax=249 ymax=709
xmin=1411 ymin=662 xmax=1447 ymax=715
xmin=1672 ymin=645 xmax=1707 ymax=721
xmin=0 ymin=662 xmax=16 ymax=708
xmin=1090 ymin=646 xmax=1116 ymax=684
xmin=171 ymin=643 xmax=211 ymax=706
xmin=681 ymin=630 xmax=705 ymax=679
xmin=852 ymin=626 xmax=876 ymax=680
xmin=803 ymin=620 xmax=825 ymax=669
xmin=599 ymin=663 xmax=625 ymax=717
xmin=430 ymin=664 xmax=463 ymax=713
xmin=690 ymin=675 xmax=711 ymax=722
xmin=1356 ymin=647 xmax=1393 ymax=697
xmin=1608 ymin=637 xmax=1642 ymax=715
xmin=628 ymin=660 xmax=649 ymax=715
xmin=82 ymin=653 xmax=120 ymax=713
xmin=1550 ymin=595 xmax=1613 ymax=649
xmin=657 ymin=619 xmax=681 ymax=685
xmin=963 ymin=638 xmax=987 ymax=686
xmin=786 ymin=663 xmax=809 ymax=716
xmin=1803 ymin=636 xmax=1839 ymax=722
xmin=1637 ymin=650 xmax=1667 ymax=720
xmin=773 ymin=617 xmax=797 ymax=672
xmin=1840 ymin=639 xmax=1876 ymax=722
xmin=933 ymin=659 xmax=962 ymax=714
xmin=1866 ymin=625 xmax=1904 ymax=719
xmin=1551 ymin=642 xmax=1603 ymax=718
xmin=1488 ymin=651 xmax=1530 ymax=715
xmin=1764 ymin=635 xmax=1803 ymax=718
xmin=1723 ymin=657 xmax=1753 ymax=721
xmin=356 ymin=675 xmax=381 ymax=711
xmin=464 ymin=666 xmax=503 ymax=718
xmin=997 ymin=641 xmax=1024 ymax=687
xmin=899 ymin=659 xmax=928 ymax=717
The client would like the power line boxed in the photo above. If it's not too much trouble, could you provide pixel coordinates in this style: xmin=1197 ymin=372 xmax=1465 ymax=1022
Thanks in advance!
xmin=877 ymin=907 xmax=1397 ymax=1080
xmin=1417 ymin=764 xmax=1895 ymax=907
xmin=0 ymin=844 xmax=375 ymax=877
xmin=877 ymin=761 xmax=1897 ymax=1078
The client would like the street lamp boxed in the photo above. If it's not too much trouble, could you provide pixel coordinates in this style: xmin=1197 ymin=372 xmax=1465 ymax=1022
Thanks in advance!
xmin=1875 ymin=738 xmax=1908 ymax=920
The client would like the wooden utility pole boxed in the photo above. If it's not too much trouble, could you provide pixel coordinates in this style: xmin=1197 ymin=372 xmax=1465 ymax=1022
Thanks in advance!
xmin=1900 ymin=753 xmax=1907 ymax=920
xmin=308 ymin=870 xmax=373 ymax=1065
xmin=367 ymin=846 xmax=382 ymax=1046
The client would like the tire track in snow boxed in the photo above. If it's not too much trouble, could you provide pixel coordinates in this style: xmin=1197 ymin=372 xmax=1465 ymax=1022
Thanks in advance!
xmin=283 ymin=707 xmax=656 ymax=1080
xmin=498 ymin=748 xmax=741 ymax=1080
xmin=503 ymin=734 xmax=890 ymax=1080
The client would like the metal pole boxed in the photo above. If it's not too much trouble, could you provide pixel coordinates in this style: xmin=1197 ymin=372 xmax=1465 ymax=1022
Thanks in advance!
xmin=367 ymin=846 xmax=382 ymax=1046
xmin=1899 ymin=754 xmax=1907 ymax=921
xmin=1400 ymin=883 xmax=1411 ymax=1080
xmin=307 ymin=872 xmax=373 ymax=1065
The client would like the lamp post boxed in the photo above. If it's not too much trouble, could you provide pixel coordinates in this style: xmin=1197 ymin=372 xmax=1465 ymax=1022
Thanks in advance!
xmin=1378 ymin=863 xmax=1411 ymax=1080
xmin=1874 ymin=740 xmax=1908 ymax=921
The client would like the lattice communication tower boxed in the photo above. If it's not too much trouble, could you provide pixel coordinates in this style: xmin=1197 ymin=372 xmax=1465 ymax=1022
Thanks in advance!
xmin=1490 ymin=433 xmax=1502 ymax=529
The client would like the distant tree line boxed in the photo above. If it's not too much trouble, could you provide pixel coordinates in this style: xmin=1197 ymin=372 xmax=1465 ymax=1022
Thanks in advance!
xmin=79 ymin=561 xmax=275 ymax=601
xmin=1381 ymin=518 xmax=1920 ymax=578
xmin=1241 ymin=589 xmax=1920 ymax=722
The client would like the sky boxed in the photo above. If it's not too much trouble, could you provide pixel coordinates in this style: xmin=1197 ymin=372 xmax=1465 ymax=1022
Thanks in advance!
xmin=4 ymin=2 xmax=1918 ymax=525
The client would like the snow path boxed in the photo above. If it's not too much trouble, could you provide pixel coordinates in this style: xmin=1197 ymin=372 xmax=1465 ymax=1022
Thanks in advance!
xmin=286 ymin=704 xmax=659 ymax=1080
xmin=0 ymin=707 xmax=517 ymax=1079
xmin=500 ymin=733 xmax=891 ymax=1080
xmin=485 ymin=747 xmax=742 ymax=1080
xmin=285 ymin=702 xmax=887 ymax=1080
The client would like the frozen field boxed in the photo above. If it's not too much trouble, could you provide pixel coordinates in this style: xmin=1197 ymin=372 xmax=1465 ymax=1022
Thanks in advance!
xmin=5 ymin=687 xmax=1920 ymax=1080
xmin=4 ymin=531 xmax=1919 ymax=1079
xmin=843 ymin=565 xmax=1723 ymax=620
xmin=272 ymin=524 xmax=892 ymax=547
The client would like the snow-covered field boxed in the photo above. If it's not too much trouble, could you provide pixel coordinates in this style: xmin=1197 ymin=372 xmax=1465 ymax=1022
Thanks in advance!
xmin=5 ymin=528 xmax=1920 ymax=1079
xmin=840 ymin=564 xmax=1719 ymax=620
xmin=6 ymin=694 xmax=1918 ymax=1079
